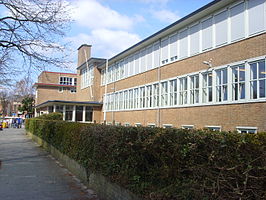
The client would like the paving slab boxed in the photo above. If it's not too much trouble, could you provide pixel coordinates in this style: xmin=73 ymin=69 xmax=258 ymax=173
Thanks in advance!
xmin=0 ymin=128 xmax=99 ymax=200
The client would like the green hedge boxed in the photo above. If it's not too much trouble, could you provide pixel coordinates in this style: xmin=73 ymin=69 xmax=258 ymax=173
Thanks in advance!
xmin=26 ymin=119 xmax=266 ymax=200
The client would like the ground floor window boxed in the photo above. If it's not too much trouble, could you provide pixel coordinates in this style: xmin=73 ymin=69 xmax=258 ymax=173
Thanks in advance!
xmin=76 ymin=106 xmax=83 ymax=122
xmin=56 ymin=105 xmax=63 ymax=113
xmin=65 ymin=105 xmax=73 ymax=121
xmin=48 ymin=106 xmax=53 ymax=113
xmin=85 ymin=106 xmax=93 ymax=122
xmin=236 ymin=127 xmax=257 ymax=133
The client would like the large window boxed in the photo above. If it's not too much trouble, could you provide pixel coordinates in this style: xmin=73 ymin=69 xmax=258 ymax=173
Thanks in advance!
xmin=60 ymin=77 xmax=76 ymax=86
xmin=190 ymin=75 xmax=199 ymax=104
xmin=65 ymin=105 xmax=73 ymax=121
xmin=202 ymin=72 xmax=213 ymax=103
xmin=146 ymin=85 xmax=152 ymax=108
xmin=153 ymin=83 xmax=159 ymax=107
xmin=216 ymin=68 xmax=228 ymax=102
xmin=85 ymin=106 xmax=93 ymax=122
xmin=81 ymin=66 xmax=93 ymax=88
xmin=179 ymin=77 xmax=188 ymax=105
xmin=124 ymin=90 xmax=128 ymax=110
xmin=140 ymin=87 xmax=145 ymax=108
xmin=169 ymin=79 xmax=177 ymax=106
xmin=134 ymin=88 xmax=139 ymax=109
xmin=160 ymin=81 xmax=168 ymax=107
xmin=129 ymin=89 xmax=134 ymax=109
xmin=250 ymin=60 xmax=266 ymax=99
xmin=76 ymin=106 xmax=83 ymax=122
xmin=232 ymin=65 xmax=245 ymax=100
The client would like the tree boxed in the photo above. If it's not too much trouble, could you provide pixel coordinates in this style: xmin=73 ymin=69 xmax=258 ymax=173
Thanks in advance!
xmin=0 ymin=90 xmax=10 ymax=116
xmin=18 ymin=95 xmax=34 ymax=117
xmin=0 ymin=0 xmax=72 ymax=84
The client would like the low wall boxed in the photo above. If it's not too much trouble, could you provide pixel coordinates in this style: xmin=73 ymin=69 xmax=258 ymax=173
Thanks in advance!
xmin=26 ymin=131 xmax=140 ymax=200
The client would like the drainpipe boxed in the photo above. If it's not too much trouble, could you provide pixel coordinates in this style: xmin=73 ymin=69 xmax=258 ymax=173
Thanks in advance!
xmin=103 ymin=59 xmax=108 ymax=122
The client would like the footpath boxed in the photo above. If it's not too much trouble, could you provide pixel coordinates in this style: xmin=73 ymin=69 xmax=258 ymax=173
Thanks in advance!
xmin=0 ymin=128 xmax=98 ymax=200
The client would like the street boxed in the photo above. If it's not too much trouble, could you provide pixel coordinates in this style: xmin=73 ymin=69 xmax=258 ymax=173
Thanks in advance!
xmin=0 ymin=128 xmax=98 ymax=200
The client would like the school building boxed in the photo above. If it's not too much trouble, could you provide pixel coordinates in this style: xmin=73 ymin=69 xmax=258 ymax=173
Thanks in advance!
xmin=34 ymin=0 xmax=266 ymax=133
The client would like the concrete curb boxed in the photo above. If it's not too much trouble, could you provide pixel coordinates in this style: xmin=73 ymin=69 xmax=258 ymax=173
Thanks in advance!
xmin=26 ymin=131 xmax=141 ymax=200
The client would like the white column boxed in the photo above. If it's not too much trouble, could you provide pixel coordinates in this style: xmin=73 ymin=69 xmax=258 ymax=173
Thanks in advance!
xmin=63 ymin=105 xmax=66 ymax=121
xmin=53 ymin=105 xmax=56 ymax=112
xmin=82 ymin=106 xmax=86 ymax=122
xmin=72 ymin=105 xmax=76 ymax=122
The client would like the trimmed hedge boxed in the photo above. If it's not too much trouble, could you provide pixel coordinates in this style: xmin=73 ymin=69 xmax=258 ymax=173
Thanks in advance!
xmin=36 ymin=112 xmax=63 ymax=120
xmin=26 ymin=119 xmax=266 ymax=200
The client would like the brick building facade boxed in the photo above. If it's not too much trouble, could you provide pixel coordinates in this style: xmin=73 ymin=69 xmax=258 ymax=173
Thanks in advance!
xmin=35 ymin=0 xmax=266 ymax=132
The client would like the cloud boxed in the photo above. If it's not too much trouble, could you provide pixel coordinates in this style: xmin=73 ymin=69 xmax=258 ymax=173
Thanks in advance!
xmin=65 ymin=29 xmax=141 ymax=59
xmin=70 ymin=0 xmax=136 ymax=30
xmin=151 ymin=9 xmax=180 ymax=23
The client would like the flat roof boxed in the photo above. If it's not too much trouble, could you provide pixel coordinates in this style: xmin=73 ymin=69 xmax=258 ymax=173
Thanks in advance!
xmin=35 ymin=100 xmax=103 ymax=109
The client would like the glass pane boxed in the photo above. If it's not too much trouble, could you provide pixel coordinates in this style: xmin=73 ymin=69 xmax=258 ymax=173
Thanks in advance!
xmin=250 ymin=63 xmax=257 ymax=80
xmin=259 ymin=80 xmax=265 ymax=98
xmin=217 ymin=70 xmax=221 ymax=85
xmin=223 ymin=86 xmax=228 ymax=101
xmin=208 ymin=88 xmax=212 ymax=102
xmin=208 ymin=73 xmax=212 ymax=86
xmin=223 ymin=69 xmax=228 ymax=84
xmin=251 ymin=81 xmax=257 ymax=99
xmin=239 ymin=66 xmax=245 ymax=81
xmin=195 ymin=76 xmax=199 ymax=88
xmin=240 ymin=83 xmax=245 ymax=99
xmin=232 ymin=68 xmax=238 ymax=83
xmin=259 ymin=61 xmax=266 ymax=79
xmin=233 ymin=84 xmax=238 ymax=100
xmin=217 ymin=86 xmax=222 ymax=102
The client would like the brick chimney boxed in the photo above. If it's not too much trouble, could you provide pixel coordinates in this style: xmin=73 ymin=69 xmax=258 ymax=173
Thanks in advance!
xmin=77 ymin=44 xmax=92 ymax=67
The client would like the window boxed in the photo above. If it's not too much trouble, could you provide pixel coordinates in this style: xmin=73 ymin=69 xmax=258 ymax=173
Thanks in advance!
xmin=216 ymin=68 xmax=228 ymax=102
xmin=179 ymin=77 xmax=188 ymax=105
xmin=146 ymin=46 xmax=153 ymax=70
xmin=140 ymin=49 xmax=146 ymax=73
xmin=230 ymin=2 xmax=245 ymax=41
xmin=135 ymin=123 xmax=142 ymax=127
xmin=190 ymin=23 xmax=200 ymax=55
xmin=215 ymin=10 xmax=228 ymax=46
xmin=205 ymin=126 xmax=221 ymax=131
xmin=232 ymin=65 xmax=245 ymax=100
xmin=65 ymin=105 xmax=73 ymax=121
xmin=58 ymin=87 xmax=63 ymax=93
xmin=75 ymin=106 xmax=83 ymax=122
xmin=202 ymin=72 xmax=213 ymax=103
xmin=248 ymin=0 xmax=265 ymax=35
xmin=81 ymin=66 xmax=93 ymax=88
xmin=202 ymin=17 xmax=213 ymax=50
xmin=119 ymin=92 xmax=124 ymax=110
xmin=60 ymin=77 xmax=74 ymax=85
xmin=250 ymin=60 xmax=266 ymax=99
xmin=179 ymin=29 xmax=188 ymax=58
xmin=85 ymin=106 xmax=93 ymax=122
xmin=48 ymin=106 xmax=53 ymax=113
xmin=119 ymin=61 xmax=125 ymax=79
xmin=124 ymin=90 xmax=128 ymax=110
xmin=153 ymin=42 xmax=160 ymax=68
xmin=182 ymin=125 xmax=194 ymax=129
xmin=134 ymin=52 xmax=140 ymax=74
xmin=140 ymin=87 xmax=145 ymax=108
xmin=163 ymin=124 xmax=173 ymax=128
xmin=146 ymin=85 xmax=152 ymax=108
xmin=129 ymin=89 xmax=134 ymax=109
xmin=161 ymin=37 xmax=169 ymax=64
xmin=70 ymin=87 xmax=76 ymax=93
xmin=147 ymin=123 xmax=156 ymax=128
xmin=170 ymin=33 xmax=178 ymax=61
xmin=55 ymin=105 xmax=63 ymax=113
xmin=114 ymin=93 xmax=119 ymax=110
xmin=160 ymin=81 xmax=168 ymax=107
xmin=153 ymin=83 xmax=159 ymax=107
xmin=236 ymin=127 xmax=257 ymax=134
xmin=190 ymin=75 xmax=199 ymax=104
xmin=169 ymin=79 xmax=177 ymax=106
xmin=124 ymin=122 xmax=130 ymax=127
xmin=134 ymin=88 xmax=139 ymax=109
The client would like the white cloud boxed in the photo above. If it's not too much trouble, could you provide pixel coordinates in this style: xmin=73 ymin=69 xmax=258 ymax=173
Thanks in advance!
xmin=151 ymin=9 xmax=180 ymax=23
xmin=65 ymin=29 xmax=141 ymax=58
xmin=70 ymin=0 xmax=136 ymax=30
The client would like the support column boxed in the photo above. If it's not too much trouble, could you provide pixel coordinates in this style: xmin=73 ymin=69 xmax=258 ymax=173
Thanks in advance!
xmin=63 ymin=105 xmax=66 ymax=121
xmin=53 ymin=105 xmax=56 ymax=112
xmin=82 ymin=106 xmax=86 ymax=122
xmin=72 ymin=105 xmax=76 ymax=122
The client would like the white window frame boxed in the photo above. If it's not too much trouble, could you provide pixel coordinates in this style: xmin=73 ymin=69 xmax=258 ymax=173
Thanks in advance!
xmin=236 ymin=126 xmax=257 ymax=133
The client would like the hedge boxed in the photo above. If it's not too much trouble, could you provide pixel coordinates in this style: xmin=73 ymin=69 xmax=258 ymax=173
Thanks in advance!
xmin=25 ymin=119 xmax=266 ymax=200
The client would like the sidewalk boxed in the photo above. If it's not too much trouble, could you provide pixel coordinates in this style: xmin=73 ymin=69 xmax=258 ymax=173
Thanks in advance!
xmin=0 ymin=128 xmax=98 ymax=200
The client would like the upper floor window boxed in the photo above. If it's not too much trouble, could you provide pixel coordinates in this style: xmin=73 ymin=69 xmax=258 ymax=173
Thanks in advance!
xmin=81 ymin=66 xmax=94 ymax=89
xmin=60 ymin=77 xmax=76 ymax=86
xmin=232 ymin=65 xmax=245 ymax=100
xmin=250 ymin=60 xmax=266 ymax=99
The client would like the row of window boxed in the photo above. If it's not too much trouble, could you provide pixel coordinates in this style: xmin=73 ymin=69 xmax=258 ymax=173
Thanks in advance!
xmin=58 ymin=87 xmax=76 ymax=93
xmin=81 ymin=66 xmax=94 ymax=89
xmin=105 ymin=122 xmax=257 ymax=133
xmin=104 ymin=58 xmax=266 ymax=111
xmin=101 ymin=0 xmax=265 ymax=85
xmin=59 ymin=77 xmax=77 ymax=86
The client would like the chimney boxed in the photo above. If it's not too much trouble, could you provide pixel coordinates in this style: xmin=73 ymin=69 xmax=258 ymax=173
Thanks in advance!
xmin=77 ymin=44 xmax=92 ymax=67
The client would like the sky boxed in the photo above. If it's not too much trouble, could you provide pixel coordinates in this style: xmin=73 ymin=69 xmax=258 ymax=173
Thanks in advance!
xmin=0 ymin=0 xmax=214 ymax=83
xmin=64 ymin=0 xmax=213 ymax=71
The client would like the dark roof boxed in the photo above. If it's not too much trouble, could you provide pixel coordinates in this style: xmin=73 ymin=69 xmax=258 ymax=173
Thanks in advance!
xmin=35 ymin=100 xmax=103 ymax=108
xmin=77 ymin=57 xmax=106 ymax=70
